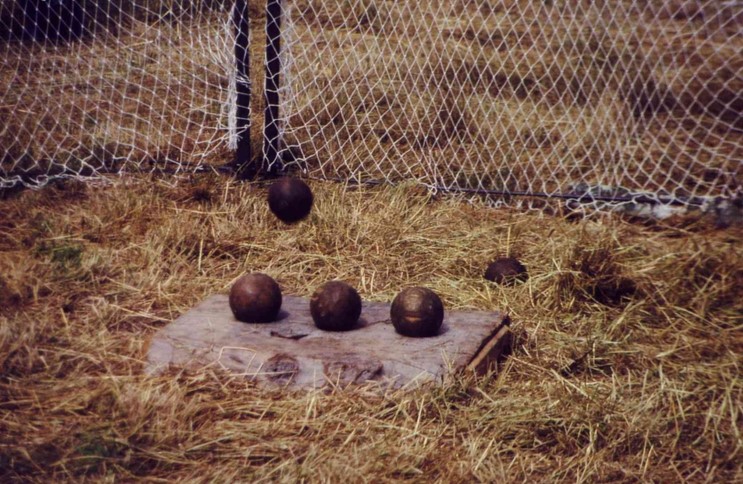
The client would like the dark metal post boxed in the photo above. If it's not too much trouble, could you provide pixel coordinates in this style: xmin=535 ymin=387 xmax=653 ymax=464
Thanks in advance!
xmin=263 ymin=0 xmax=282 ymax=174
xmin=232 ymin=0 xmax=253 ymax=179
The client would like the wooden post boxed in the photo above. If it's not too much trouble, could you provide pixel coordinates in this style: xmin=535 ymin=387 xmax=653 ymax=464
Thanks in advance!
xmin=232 ymin=0 xmax=253 ymax=179
xmin=263 ymin=0 xmax=282 ymax=174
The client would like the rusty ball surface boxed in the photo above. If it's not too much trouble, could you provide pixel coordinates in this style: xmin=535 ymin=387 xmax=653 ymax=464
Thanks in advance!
xmin=267 ymin=177 xmax=313 ymax=223
xmin=310 ymin=281 xmax=362 ymax=331
xmin=484 ymin=257 xmax=528 ymax=285
xmin=229 ymin=273 xmax=282 ymax=323
xmin=390 ymin=286 xmax=444 ymax=337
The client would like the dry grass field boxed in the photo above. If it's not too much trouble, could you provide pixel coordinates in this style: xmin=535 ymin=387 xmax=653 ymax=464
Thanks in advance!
xmin=1 ymin=1 xmax=742 ymax=480
xmin=0 ymin=175 xmax=741 ymax=481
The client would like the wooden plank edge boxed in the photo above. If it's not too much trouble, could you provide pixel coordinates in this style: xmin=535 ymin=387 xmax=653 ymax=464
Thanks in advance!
xmin=465 ymin=318 xmax=513 ymax=375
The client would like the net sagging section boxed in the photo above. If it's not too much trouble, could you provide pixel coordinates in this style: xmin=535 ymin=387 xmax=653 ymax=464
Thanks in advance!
xmin=0 ymin=1 xmax=238 ymax=188
xmin=279 ymin=0 xmax=742 ymax=210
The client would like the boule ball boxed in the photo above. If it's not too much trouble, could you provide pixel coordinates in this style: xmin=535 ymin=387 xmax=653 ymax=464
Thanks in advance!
xmin=484 ymin=257 xmax=528 ymax=285
xmin=229 ymin=273 xmax=282 ymax=323
xmin=310 ymin=281 xmax=362 ymax=331
xmin=267 ymin=177 xmax=313 ymax=223
xmin=390 ymin=286 xmax=444 ymax=337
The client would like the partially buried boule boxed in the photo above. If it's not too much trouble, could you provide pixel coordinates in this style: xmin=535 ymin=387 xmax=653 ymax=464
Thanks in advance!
xmin=391 ymin=286 xmax=444 ymax=337
xmin=484 ymin=257 xmax=528 ymax=285
xmin=310 ymin=281 xmax=362 ymax=331
xmin=229 ymin=273 xmax=282 ymax=323
xmin=267 ymin=177 xmax=313 ymax=223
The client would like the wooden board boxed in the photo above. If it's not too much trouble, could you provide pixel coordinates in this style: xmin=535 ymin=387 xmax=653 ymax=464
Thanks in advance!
xmin=146 ymin=295 xmax=511 ymax=390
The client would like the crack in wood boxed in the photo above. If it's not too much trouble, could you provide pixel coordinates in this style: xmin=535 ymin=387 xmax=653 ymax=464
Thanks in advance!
xmin=270 ymin=330 xmax=310 ymax=340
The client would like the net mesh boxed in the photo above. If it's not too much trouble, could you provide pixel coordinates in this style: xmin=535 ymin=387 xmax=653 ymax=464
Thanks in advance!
xmin=279 ymin=0 xmax=742 ymax=211
xmin=0 ymin=0 xmax=239 ymax=187
xmin=1 ymin=1 xmax=741 ymax=215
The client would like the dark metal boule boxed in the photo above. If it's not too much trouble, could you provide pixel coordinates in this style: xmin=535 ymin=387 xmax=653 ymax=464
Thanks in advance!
xmin=310 ymin=280 xmax=362 ymax=331
xmin=390 ymin=286 xmax=444 ymax=337
xmin=229 ymin=273 xmax=282 ymax=323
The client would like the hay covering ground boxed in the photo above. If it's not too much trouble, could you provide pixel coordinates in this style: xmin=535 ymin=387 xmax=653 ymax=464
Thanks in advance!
xmin=1 ymin=176 xmax=741 ymax=481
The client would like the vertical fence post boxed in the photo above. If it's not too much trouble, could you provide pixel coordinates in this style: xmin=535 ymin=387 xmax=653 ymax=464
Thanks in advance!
xmin=232 ymin=0 xmax=253 ymax=179
xmin=264 ymin=0 xmax=282 ymax=174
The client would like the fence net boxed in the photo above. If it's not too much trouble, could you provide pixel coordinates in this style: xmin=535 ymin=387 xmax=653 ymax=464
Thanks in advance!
xmin=1 ymin=1 xmax=741 ymax=215
xmin=279 ymin=0 xmax=742 ymax=212
xmin=0 ymin=0 xmax=239 ymax=187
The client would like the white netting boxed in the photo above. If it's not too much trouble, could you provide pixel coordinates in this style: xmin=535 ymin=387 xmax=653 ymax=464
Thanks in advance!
xmin=279 ymin=0 xmax=742 ymax=211
xmin=0 ymin=0 xmax=240 ymax=187
xmin=1 ymin=1 xmax=741 ymax=215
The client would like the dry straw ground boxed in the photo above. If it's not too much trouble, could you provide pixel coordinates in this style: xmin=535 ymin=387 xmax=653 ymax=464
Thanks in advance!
xmin=1 ymin=175 xmax=741 ymax=481
xmin=0 ymin=1 xmax=742 ymax=480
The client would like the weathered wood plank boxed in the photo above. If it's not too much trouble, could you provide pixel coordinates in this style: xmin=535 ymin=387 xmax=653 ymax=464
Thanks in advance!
xmin=146 ymin=295 xmax=511 ymax=390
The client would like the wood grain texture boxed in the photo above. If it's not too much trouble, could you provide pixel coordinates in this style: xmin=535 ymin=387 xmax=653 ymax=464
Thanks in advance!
xmin=147 ymin=295 xmax=511 ymax=390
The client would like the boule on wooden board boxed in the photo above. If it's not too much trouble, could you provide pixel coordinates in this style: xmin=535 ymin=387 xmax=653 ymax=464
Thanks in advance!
xmin=146 ymin=295 xmax=512 ymax=390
